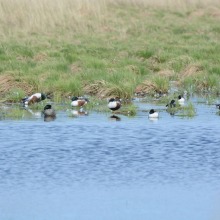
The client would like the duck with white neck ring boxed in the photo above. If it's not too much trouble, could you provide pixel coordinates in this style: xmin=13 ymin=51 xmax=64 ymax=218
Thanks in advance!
xmin=148 ymin=109 xmax=159 ymax=118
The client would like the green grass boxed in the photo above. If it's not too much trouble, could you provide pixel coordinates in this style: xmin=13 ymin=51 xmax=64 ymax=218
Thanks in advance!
xmin=1 ymin=5 xmax=220 ymax=100
xmin=119 ymin=103 xmax=138 ymax=116
xmin=5 ymin=89 xmax=25 ymax=103
xmin=177 ymin=102 xmax=197 ymax=117
xmin=0 ymin=105 xmax=24 ymax=119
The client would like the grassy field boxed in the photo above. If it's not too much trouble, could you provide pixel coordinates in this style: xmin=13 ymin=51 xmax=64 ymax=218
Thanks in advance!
xmin=1 ymin=0 xmax=220 ymax=100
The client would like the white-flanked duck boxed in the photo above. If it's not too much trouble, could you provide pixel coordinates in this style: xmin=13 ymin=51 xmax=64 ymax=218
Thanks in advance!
xmin=166 ymin=100 xmax=176 ymax=108
xmin=107 ymin=98 xmax=121 ymax=114
xmin=178 ymin=95 xmax=185 ymax=104
xmin=71 ymin=97 xmax=89 ymax=108
xmin=43 ymin=105 xmax=56 ymax=117
xmin=22 ymin=93 xmax=46 ymax=105
xmin=216 ymin=104 xmax=220 ymax=110
xmin=148 ymin=109 xmax=159 ymax=118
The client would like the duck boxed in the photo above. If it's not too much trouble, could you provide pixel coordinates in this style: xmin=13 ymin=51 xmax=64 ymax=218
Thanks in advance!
xmin=148 ymin=109 xmax=159 ymax=118
xmin=216 ymin=104 xmax=220 ymax=109
xmin=178 ymin=95 xmax=185 ymax=103
xmin=107 ymin=98 xmax=121 ymax=114
xmin=166 ymin=100 xmax=176 ymax=108
xmin=71 ymin=97 xmax=89 ymax=108
xmin=22 ymin=93 xmax=46 ymax=105
xmin=43 ymin=105 xmax=56 ymax=117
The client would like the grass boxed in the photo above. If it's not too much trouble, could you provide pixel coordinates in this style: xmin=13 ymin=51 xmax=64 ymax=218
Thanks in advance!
xmin=177 ymin=102 xmax=197 ymax=117
xmin=5 ymin=89 xmax=25 ymax=103
xmin=0 ymin=105 xmax=24 ymax=119
xmin=119 ymin=103 xmax=138 ymax=116
xmin=1 ymin=0 xmax=220 ymax=100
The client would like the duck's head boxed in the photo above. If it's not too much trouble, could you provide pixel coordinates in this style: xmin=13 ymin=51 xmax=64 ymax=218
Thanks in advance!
xmin=171 ymin=100 xmax=175 ymax=104
xmin=41 ymin=93 xmax=46 ymax=100
xmin=178 ymin=95 xmax=182 ymax=99
xmin=72 ymin=97 xmax=78 ymax=101
xmin=44 ymin=104 xmax=52 ymax=110
xmin=149 ymin=109 xmax=155 ymax=114
xmin=109 ymin=98 xmax=115 ymax=102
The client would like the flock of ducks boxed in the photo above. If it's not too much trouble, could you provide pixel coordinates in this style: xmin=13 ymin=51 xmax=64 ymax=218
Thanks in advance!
xmin=22 ymin=93 xmax=122 ymax=118
xmin=22 ymin=93 xmax=220 ymax=119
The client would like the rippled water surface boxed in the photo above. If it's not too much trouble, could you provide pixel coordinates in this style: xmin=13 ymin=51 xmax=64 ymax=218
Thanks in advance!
xmin=1 ymin=97 xmax=220 ymax=220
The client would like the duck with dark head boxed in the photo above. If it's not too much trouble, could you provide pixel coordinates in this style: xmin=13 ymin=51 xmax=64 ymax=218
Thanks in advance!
xmin=71 ymin=97 xmax=89 ymax=108
xmin=166 ymin=100 xmax=176 ymax=108
xmin=43 ymin=105 xmax=56 ymax=117
xmin=107 ymin=98 xmax=121 ymax=114
xmin=148 ymin=109 xmax=159 ymax=118
xmin=22 ymin=93 xmax=46 ymax=105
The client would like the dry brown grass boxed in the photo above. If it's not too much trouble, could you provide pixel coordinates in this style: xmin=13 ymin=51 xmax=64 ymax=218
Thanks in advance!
xmin=180 ymin=64 xmax=202 ymax=78
xmin=0 ymin=0 xmax=220 ymax=34
xmin=0 ymin=73 xmax=33 ymax=94
xmin=83 ymin=80 xmax=106 ymax=95
xmin=134 ymin=80 xmax=158 ymax=94
xmin=69 ymin=61 xmax=83 ymax=73
xmin=189 ymin=6 xmax=220 ymax=18
xmin=125 ymin=65 xmax=141 ymax=75
xmin=174 ymin=64 xmax=203 ymax=86
xmin=156 ymin=70 xmax=174 ymax=78
xmin=83 ymin=80 xmax=132 ymax=98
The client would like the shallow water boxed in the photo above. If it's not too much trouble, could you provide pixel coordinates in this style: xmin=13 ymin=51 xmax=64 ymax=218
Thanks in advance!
xmin=0 ymin=95 xmax=220 ymax=220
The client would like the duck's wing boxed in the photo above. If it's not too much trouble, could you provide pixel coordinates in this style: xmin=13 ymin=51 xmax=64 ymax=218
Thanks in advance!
xmin=28 ymin=96 xmax=40 ymax=104
xmin=78 ymin=100 xmax=86 ymax=107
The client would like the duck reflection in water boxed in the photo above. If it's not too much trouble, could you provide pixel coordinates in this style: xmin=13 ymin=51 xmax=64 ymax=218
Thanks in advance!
xmin=71 ymin=110 xmax=88 ymax=117
xmin=148 ymin=117 xmax=159 ymax=122
xmin=108 ymin=115 xmax=121 ymax=122
xmin=24 ymin=107 xmax=42 ymax=118
xmin=44 ymin=116 xmax=56 ymax=122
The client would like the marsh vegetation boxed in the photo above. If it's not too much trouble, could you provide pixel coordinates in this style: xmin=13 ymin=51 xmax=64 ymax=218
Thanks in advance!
xmin=0 ymin=0 xmax=220 ymax=101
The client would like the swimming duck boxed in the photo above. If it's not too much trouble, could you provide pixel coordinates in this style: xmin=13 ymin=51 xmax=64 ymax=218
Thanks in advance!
xmin=107 ymin=98 xmax=121 ymax=114
xmin=216 ymin=104 xmax=220 ymax=109
xmin=22 ymin=93 xmax=46 ymax=105
xmin=71 ymin=97 xmax=89 ymax=108
xmin=178 ymin=95 xmax=185 ymax=103
xmin=148 ymin=109 xmax=159 ymax=118
xmin=43 ymin=105 xmax=56 ymax=117
xmin=166 ymin=100 xmax=176 ymax=108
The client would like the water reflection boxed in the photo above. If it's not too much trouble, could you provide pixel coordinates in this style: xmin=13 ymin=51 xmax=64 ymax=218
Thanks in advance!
xmin=71 ymin=110 xmax=88 ymax=117
xmin=148 ymin=117 xmax=159 ymax=122
xmin=25 ymin=108 xmax=42 ymax=118
xmin=108 ymin=115 xmax=121 ymax=122
xmin=44 ymin=116 xmax=56 ymax=122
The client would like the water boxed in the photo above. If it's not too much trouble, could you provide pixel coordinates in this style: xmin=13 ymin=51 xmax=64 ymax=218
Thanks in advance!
xmin=0 ymin=96 xmax=220 ymax=220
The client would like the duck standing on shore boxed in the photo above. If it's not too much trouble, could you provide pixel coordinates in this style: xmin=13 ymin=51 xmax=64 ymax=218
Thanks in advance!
xmin=43 ymin=105 xmax=56 ymax=117
xmin=22 ymin=93 xmax=46 ymax=105
xmin=71 ymin=97 xmax=89 ymax=108
xmin=107 ymin=98 xmax=121 ymax=114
